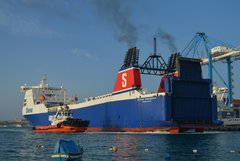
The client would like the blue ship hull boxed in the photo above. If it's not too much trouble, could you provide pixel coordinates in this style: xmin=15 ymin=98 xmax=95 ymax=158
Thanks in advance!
xmin=25 ymin=96 xmax=169 ymax=127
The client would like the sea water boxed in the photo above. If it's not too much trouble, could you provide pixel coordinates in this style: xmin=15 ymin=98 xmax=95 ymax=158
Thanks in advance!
xmin=0 ymin=128 xmax=240 ymax=161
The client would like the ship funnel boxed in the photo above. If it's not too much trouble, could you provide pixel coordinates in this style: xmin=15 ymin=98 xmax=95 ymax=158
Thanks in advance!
xmin=121 ymin=47 xmax=139 ymax=69
xmin=113 ymin=47 xmax=141 ymax=94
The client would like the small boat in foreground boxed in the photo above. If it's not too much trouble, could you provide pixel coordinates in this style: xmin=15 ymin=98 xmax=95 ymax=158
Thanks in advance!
xmin=51 ymin=139 xmax=83 ymax=160
xmin=33 ymin=106 xmax=89 ymax=133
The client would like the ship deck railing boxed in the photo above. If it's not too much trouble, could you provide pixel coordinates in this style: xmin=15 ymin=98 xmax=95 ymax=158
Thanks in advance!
xmin=84 ymin=93 xmax=112 ymax=102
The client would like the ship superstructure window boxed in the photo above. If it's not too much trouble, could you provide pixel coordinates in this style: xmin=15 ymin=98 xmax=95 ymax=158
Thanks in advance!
xmin=23 ymin=99 xmax=27 ymax=106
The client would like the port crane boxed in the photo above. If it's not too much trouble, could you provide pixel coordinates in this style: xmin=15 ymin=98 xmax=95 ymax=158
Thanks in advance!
xmin=181 ymin=32 xmax=240 ymax=107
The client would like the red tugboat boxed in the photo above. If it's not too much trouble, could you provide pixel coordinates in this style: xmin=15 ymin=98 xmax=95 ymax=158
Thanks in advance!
xmin=33 ymin=106 xmax=89 ymax=133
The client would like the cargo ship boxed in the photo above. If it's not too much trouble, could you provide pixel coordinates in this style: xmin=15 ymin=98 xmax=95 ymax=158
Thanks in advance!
xmin=20 ymin=45 xmax=222 ymax=133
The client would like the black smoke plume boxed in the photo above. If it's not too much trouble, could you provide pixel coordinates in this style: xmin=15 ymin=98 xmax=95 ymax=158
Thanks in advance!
xmin=155 ymin=28 xmax=177 ymax=53
xmin=94 ymin=0 xmax=138 ymax=47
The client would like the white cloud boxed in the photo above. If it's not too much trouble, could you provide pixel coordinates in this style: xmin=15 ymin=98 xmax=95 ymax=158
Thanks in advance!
xmin=71 ymin=48 xmax=99 ymax=61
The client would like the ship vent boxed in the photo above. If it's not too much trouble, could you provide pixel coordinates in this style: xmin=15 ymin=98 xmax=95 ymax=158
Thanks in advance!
xmin=121 ymin=47 xmax=139 ymax=69
xmin=167 ymin=53 xmax=180 ymax=71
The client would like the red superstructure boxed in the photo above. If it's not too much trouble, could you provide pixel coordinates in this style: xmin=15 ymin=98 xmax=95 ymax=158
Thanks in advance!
xmin=113 ymin=67 xmax=142 ymax=93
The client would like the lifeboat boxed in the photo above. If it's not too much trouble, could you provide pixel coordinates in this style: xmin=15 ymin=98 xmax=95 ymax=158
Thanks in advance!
xmin=38 ymin=95 xmax=45 ymax=102
xmin=33 ymin=106 xmax=89 ymax=133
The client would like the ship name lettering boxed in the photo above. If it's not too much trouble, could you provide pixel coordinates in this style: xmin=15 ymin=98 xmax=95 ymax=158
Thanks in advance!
xmin=138 ymin=97 xmax=156 ymax=102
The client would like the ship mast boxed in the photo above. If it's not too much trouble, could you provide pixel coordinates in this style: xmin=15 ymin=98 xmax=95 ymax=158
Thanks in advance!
xmin=40 ymin=75 xmax=48 ymax=88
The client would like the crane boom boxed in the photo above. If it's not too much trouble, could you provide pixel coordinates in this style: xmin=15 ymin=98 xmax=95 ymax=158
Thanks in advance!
xmin=201 ymin=50 xmax=240 ymax=65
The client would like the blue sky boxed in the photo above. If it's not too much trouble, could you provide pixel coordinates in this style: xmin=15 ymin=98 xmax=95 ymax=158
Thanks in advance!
xmin=0 ymin=0 xmax=240 ymax=121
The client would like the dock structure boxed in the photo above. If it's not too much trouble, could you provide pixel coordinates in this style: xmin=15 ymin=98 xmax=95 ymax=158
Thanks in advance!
xmin=0 ymin=118 xmax=31 ymax=127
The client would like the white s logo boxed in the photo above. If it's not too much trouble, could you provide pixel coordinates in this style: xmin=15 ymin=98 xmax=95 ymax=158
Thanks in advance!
xmin=122 ymin=73 xmax=127 ymax=87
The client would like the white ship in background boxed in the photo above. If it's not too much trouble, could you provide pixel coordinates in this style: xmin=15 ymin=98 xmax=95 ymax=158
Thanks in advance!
xmin=213 ymin=85 xmax=240 ymax=126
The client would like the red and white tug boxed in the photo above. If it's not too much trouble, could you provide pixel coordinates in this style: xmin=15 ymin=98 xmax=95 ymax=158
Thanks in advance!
xmin=33 ymin=106 xmax=89 ymax=133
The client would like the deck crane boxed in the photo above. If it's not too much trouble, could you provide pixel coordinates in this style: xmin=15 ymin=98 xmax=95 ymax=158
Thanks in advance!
xmin=182 ymin=32 xmax=240 ymax=107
